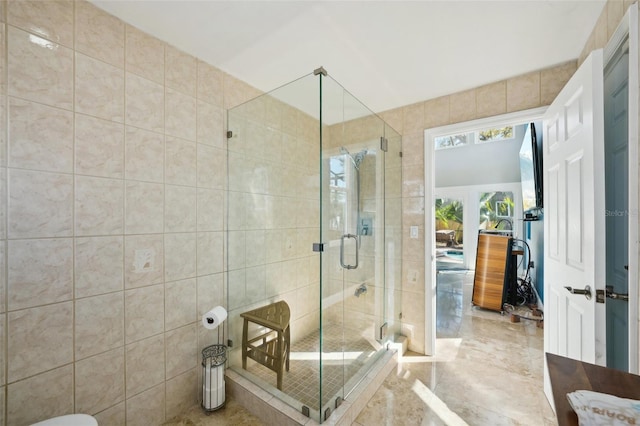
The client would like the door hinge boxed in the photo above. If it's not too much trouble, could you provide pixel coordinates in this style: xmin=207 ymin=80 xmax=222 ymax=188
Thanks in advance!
xmin=379 ymin=322 xmax=388 ymax=340
xmin=312 ymin=243 xmax=325 ymax=252
xmin=226 ymin=130 xmax=233 ymax=139
xmin=380 ymin=136 xmax=388 ymax=152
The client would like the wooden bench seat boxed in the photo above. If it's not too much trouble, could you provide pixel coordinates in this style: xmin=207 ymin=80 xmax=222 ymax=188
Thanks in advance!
xmin=240 ymin=301 xmax=291 ymax=390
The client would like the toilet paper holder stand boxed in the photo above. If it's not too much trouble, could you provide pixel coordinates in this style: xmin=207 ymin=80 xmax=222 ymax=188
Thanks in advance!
xmin=201 ymin=322 xmax=227 ymax=412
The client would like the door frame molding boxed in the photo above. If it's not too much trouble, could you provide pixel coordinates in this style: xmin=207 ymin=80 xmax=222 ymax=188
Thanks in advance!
xmin=424 ymin=107 xmax=546 ymax=355
xmin=603 ymin=3 xmax=639 ymax=374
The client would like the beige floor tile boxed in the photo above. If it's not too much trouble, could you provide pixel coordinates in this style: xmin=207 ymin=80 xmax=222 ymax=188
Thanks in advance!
xmin=355 ymin=271 xmax=553 ymax=426
xmin=163 ymin=397 xmax=264 ymax=425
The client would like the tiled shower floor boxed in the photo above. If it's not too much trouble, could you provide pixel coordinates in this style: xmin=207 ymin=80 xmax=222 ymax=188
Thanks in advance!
xmin=243 ymin=323 xmax=381 ymax=411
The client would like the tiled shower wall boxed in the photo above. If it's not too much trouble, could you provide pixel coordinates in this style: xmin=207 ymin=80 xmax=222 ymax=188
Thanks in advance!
xmin=0 ymin=1 xmax=261 ymax=424
xmin=225 ymin=93 xmax=321 ymax=367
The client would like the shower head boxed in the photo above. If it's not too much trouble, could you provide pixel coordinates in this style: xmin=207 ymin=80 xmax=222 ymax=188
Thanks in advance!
xmin=352 ymin=150 xmax=367 ymax=167
xmin=340 ymin=147 xmax=368 ymax=170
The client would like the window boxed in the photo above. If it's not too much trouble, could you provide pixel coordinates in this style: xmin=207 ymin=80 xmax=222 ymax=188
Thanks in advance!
xmin=434 ymin=132 xmax=474 ymax=150
xmin=329 ymin=156 xmax=348 ymax=231
xmin=495 ymin=201 xmax=512 ymax=217
xmin=434 ymin=126 xmax=514 ymax=150
xmin=477 ymin=126 xmax=514 ymax=143
xmin=435 ymin=197 xmax=464 ymax=248
xmin=435 ymin=197 xmax=464 ymax=268
xmin=479 ymin=191 xmax=514 ymax=230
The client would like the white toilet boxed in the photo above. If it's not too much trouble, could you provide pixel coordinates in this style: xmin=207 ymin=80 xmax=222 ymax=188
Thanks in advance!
xmin=31 ymin=414 xmax=98 ymax=426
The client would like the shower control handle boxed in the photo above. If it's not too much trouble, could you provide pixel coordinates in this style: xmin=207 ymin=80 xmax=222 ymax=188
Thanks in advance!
xmin=340 ymin=234 xmax=359 ymax=270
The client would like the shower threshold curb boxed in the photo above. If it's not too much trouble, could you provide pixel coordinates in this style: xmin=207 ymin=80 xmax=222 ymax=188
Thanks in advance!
xmin=226 ymin=348 xmax=398 ymax=425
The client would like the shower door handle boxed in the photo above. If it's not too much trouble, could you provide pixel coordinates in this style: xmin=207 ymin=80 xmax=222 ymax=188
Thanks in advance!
xmin=340 ymin=234 xmax=359 ymax=270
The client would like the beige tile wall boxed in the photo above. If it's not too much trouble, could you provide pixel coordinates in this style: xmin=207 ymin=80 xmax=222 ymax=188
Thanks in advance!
xmin=578 ymin=0 xmax=635 ymax=66
xmin=0 ymin=0 xmax=260 ymax=424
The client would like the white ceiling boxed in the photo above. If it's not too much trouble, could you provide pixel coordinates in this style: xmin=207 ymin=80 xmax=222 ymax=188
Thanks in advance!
xmin=91 ymin=0 xmax=607 ymax=114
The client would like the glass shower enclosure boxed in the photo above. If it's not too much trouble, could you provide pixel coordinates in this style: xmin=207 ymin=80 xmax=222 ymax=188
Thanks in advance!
xmin=225 ymin=68 xmax=402 ymax=423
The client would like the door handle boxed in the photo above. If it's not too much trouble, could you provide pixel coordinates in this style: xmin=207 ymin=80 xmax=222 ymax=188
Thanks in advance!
xmin=564 ymin=285 xmax=592 ymax=300
xmin=339 ymin=234 xmax=359 ymax=270
xmin=606 ymin=285 xmax=629 ymax=301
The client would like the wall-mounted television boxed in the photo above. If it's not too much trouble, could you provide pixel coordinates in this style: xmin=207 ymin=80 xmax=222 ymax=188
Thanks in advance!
xmin=519 ymin=122 xmax=543 ymax=216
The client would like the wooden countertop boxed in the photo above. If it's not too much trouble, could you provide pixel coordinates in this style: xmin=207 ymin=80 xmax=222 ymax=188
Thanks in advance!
xmin=546 ymin=352 xmax=640 ymax=426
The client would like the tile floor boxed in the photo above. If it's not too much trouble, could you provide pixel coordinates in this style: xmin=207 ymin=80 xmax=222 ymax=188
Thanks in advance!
xmin=165 ymin=270 xmax=557 ymax=425
xmin=353 ymin=270 xmax=556 ymax=425
xmin=163 ymin=399 xmax=265 ymax=426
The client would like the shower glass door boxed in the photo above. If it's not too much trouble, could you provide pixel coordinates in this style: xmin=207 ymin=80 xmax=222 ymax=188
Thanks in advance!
xmin=225 ymin=69 xmax=400 ymax=423
xmin=319 ymin=74 xmax=389 ymax=418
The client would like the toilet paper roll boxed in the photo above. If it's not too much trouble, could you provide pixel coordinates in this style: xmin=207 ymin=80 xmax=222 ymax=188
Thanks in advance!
xmin=203 ymin=385 xmax=225 ymax=409
xmin=203 ymin=363 xmax=225 ymax=390
xmin=202 ymin=306 xmax=227 ymax=330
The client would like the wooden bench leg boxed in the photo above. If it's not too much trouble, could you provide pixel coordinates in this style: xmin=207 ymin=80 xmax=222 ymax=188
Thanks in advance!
xmin=285 ymin=325 xmax=290 ymax=372
xmin=242 ymin=319 xmax=248 ymax=370
xmin=276 ymin=331 xmax=283 ymax=390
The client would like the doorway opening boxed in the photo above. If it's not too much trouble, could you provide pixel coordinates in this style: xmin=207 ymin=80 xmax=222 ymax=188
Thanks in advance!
xmin=425 ymin=108 xmax=547 ymax=355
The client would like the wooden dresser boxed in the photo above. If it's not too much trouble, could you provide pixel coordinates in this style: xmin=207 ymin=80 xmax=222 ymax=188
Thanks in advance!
xmin=472 ymin=233 xmax=512 ymax=311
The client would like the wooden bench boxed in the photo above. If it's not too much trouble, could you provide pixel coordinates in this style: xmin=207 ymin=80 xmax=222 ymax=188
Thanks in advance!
xmin=240 ymin=301 xmax=291 ymax=390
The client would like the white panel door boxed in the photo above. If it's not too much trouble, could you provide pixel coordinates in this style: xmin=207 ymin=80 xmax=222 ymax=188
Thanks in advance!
xmin=543 ymin=49 xmax=606 ymax=404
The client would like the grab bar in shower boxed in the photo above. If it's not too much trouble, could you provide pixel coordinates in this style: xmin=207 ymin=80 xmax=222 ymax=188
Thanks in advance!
xmin=339 ymin=234 xmax=359 ymax=270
